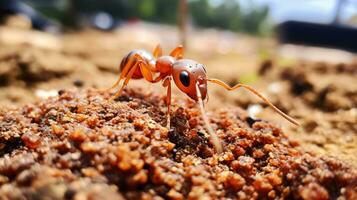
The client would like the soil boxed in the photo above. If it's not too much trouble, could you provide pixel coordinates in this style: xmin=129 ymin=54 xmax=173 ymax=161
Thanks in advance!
xmin=0 ymin=24 xmax=356 ymax=199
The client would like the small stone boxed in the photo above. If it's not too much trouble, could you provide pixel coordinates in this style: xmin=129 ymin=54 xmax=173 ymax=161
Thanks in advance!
xmin=21 ymin=132 xmax=41 ymax=149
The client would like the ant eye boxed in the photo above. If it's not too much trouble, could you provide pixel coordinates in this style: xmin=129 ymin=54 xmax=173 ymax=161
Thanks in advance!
xmin=179 ymin=71 xmax=190 ymax=87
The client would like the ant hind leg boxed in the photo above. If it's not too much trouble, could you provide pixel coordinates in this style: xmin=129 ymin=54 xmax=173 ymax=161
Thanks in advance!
xmin=153 ymin=44 xmax=163 ymax=58
xmin=110 ymin=61 xmax=141 ymax=101
xmin=169 ymin=45 xmax=184 ymax=59
xmin=105 ymin=53 xmax=138 ymax=92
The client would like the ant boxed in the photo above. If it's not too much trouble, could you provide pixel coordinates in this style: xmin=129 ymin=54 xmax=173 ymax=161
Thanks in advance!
xmin=107 ymin=45 xmax=299 ymax=153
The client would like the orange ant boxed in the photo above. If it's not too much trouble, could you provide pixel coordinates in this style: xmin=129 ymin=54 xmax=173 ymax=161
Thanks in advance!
xmin=107 ymin=45 xmax=299 ymax=153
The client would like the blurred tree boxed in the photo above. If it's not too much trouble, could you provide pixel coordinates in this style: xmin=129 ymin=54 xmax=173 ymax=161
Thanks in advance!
xmin=136 ymin=0 xmax=156 ymax=20
xmin=241 ymin=5 xmax=269 ymax=34
xmin=179 ymin=0 xmax=188 ymax=47
xmin=190 ymin=0 xmax=269 ymax=35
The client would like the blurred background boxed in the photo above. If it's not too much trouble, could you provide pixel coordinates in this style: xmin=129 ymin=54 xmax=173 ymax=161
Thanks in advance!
xmin=2 ymin=0 xmax=357 ymax=55
xmin=3 ymin=0 xmax=357 ymax=32
xmin=0 ymin=0 xmax=356 ymax=166
xmin=2 ymin=1 xmax=357 ymax=34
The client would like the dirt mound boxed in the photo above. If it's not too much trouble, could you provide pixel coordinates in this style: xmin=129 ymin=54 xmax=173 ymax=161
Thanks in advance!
xmin=0 ymin=46 xmax=75 ymax=87
xmin=0 ymin=89 xmax=356 ymax=200
xmin=252 ymin=59 xmax=357 ymax=166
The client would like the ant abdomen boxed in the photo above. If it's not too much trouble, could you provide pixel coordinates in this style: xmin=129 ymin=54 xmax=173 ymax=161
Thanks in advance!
xmin=119 ymin=50 xmax=155 ymax=79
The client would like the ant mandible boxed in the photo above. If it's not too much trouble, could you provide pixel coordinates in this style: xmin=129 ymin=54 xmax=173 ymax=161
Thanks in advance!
xmin=107 ymin=44 xmax=299 ymax=153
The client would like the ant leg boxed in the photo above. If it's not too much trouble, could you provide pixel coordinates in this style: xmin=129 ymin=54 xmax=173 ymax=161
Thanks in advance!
xmin=139 ymin=62 xmax=153 ymax=82
xmin=139 ymin=62 xmax=163 ymax=83
xmin=153 ymin=44 xmax=163 ymax=58
xmin=106 ymin=53 xmax=139 ymax=91
xmin=110 ymin=61 xmax=141 ymax=101
xmin=207 ymin=78 xmax=300 ymax=126
xmin=195 ymin=84 xmax=223 ymax=153
xmin=139 ymin=62 xmax=155 ymax=96
xmin=139 ymin=62 xmax=163 ymax=95
xmin=169 ymin=45 xmax=184 ymax=59
xmin=162 ymin=76 xmax=172 ymax=129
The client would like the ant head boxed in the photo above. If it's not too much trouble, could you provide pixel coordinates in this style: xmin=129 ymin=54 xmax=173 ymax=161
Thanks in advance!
xmin=172 ymin=59 xmax=207 ymax=101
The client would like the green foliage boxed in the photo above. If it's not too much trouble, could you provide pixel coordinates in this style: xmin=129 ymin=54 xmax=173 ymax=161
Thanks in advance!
xmin=190 ymin=0 xmax=270 ymax=35
xmin=190 ymin=0 xmax=242 ymax=31
xmin=25 ymin=0 xmax=270 ymax=35
xmin=241 ymin=5 xmax=270 ymax=34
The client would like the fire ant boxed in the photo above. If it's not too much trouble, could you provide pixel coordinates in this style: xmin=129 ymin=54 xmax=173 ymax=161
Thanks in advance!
xmin=107 ymin=45 xmax=299 ymax=153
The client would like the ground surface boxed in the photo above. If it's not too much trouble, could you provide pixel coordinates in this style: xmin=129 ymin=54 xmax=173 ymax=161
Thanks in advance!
xmin=0 ymin=89 xmax=356 ymax=199
xmin=0 ymin=24 xmax=356 ymax=199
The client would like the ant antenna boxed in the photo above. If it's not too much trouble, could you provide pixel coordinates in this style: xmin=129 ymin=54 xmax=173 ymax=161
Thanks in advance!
xmin=195 ymin=83 xmax=223 ymax=153
xmin=207 ymin=78 xmax=300 ymax=126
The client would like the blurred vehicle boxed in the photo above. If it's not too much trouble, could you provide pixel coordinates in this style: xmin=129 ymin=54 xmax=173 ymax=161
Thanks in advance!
xmin=0 ymin=0 xmax=60 ymax=33
xmin=91 ymin=12 xmax=121 ymax=31
xmin=276 ymin=0 xmax=357 ymax=52
xmin=77 ymin=11 xmax=122 ymax=31
xmin=277 ymin=20 xmax=357 ymax=53
xmin=0 ymin=0 xmax=123 ymax=32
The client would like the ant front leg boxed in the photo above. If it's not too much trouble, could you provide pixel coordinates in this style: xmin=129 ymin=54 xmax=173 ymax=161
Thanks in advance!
xmin=162 ymin=76 xmax=172 ymax=129
xmin=195 ymin=84 xmax=223 ymax=153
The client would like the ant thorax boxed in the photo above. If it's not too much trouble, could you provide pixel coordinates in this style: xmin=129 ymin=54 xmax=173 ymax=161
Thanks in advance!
xmin=156 ymin=56 xmax=176 ymax=75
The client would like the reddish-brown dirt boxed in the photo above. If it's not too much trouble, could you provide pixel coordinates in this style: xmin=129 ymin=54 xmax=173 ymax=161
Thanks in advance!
xmin=0 ymin=89 xmax=356 ymax=199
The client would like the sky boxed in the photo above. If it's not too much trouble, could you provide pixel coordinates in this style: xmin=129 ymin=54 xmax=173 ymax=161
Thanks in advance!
xmin=208 ymin=0 xmax=357 ymax=24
